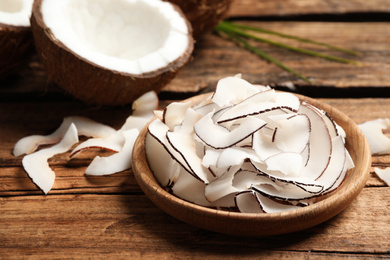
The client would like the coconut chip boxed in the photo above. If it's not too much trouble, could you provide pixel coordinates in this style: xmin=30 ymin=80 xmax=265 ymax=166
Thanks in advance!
xmin=15 ymin=91 xmax=158 ymax=193
xmin=22 ymin=123 xmax=79 ymax=194
xmin=14 ymin=116 xmax=116 ymax=157
xmin=374 ymin=167 xmax=390 ymax=186
xmin=358 ymin=118 xmax=390 ymax=155
xmin=85 ymin=129 xmax=140 ymax=176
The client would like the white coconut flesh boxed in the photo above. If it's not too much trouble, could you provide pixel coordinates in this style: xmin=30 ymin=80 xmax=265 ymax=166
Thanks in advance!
xmin=146 ymin=75 xmax=354 ymax=213
xmin=14 ymin=116 xmax=117 ymax=157
xmin=0 ymin=0 xmax=33 ymax=27
xmin=85 ymin=129 xmax=140 ymax=176
xmin=15 ymin=91 xmax=158 ymax=193
xmin=374 ymin=167 xmax=390 ymax=186
xmin=358 ymin=118 xmax=390 ymax=155
xmin=70 ymin=91 xmax=158 ymax=158
xmin=40 ymin=0 xmax=191 ymax=75
xmin=22 ymin=123 xmax=79 ymax=194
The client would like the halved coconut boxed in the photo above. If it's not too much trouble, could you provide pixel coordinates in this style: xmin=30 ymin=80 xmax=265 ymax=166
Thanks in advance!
xmin=167 ymin=0 xmax=233 ymax=39
xmin=30 ymin=0 xmax=194 ymax=105
xmin=0 ymin=0 xmax=35 ymax=77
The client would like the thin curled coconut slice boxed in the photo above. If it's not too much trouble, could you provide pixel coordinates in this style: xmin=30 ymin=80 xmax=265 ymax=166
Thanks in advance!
xmin=85 ymin=129 xmax=139 ymax=175
xmin=254 ymin=192 xmax=302 ymax=213
xmin=171 ymin=167 xmax=212 ymax=207
xmin=252 ymin=127 xmax=281 ymax=161
xmin=22 ymin=123 xmax=79 ymax=194
xmin=250 ymin=160 xmax=324 ymax=194
xmin=251 ymin=178 xmax=322 ymax=201
xmin=216 ymin=91 xmax=299 ymax=124
xmin=202 ymin=147 xmax=222 ymax=168
xmin=70 ymin=91 xmax=157 ymax=158
xmin=216 ymin=147 xmax=261 ymax=169
xmin=120 ymin=91 xmax=159 ymax=131
xmin=130 ymin=91 xmax=159 ymax=114
xmin=358 ymin=118 xmax=390 ymax=155
xmin=374 ymin=167 xmax=390 ymax=186
xmin=194 ymin=113 xmax=266 ymax=149
xmin=165 ymin=108 xmax=212 ymax=183
xmin=145 ymin=132 xmax=181 ymax=187
xmin=162 ymin=101 xmax=191 ymax=131
xmin=235 ymin=191 xmax=264 ymax=213
xmin=315 ymin=136 xmax=347 ymax=190
xmin=167 ymin=130 xmax=212 ymax=183
xmin=271 ymin=114 xmax=311 ymax=153
xmin=14 ymin=116 xmax=116 ymax=157
xmin=298 ymin=103 xmax=332 ymax=180
xmin=212 ymin=75 xmax=267 ymax=107
xmin=148 ymin=119 xmax=203 ymax=182
xmin=264 ymin=152 xmax=303 ymax=177
xmin=70 ymin=132 xmax=124 ymax=158
xmin=204 ymin=166 xmax=241 ymax=203
xmin=325 ymin=148 xmax=354 ymax=193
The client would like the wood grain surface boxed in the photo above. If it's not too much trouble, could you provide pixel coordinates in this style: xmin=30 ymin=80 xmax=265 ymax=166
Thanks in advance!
xmin=1 ymin=0 xmax=390 ymax=258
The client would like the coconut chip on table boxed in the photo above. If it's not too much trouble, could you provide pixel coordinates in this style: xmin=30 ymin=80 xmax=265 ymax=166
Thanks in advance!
xmin=358 ymin=118 xmax=390 ymax=187
xmin=14 ymin=91 xmax=159 ymax=194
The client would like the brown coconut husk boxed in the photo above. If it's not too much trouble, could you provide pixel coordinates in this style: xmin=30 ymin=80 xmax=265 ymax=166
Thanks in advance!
xmin=0 ymin=24 xmax=35 ymax=78
xmin=30 ymin=0 xmax=194 ymax=106
xmin=167 ymin=0 xmax=233 ymax=40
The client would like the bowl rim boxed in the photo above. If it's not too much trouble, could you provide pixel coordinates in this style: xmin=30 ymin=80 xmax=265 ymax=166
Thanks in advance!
xmin=132 ymin=92 xmax=372 ymax=236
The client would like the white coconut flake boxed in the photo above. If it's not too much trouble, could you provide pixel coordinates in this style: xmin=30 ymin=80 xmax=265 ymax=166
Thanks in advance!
xmin=22 ymin=123 xmax=79 ymax=194
xmin=14 ymin=116 xmax=116 ymax=157
xmin=171 ymin=167 xmax=212 ymax=207
xmin=71 ymin=90 xmax=157 ymax=159
xmin=163 ymin=101 xmax=192 ymax=131
xmin=374 ymin=167 xmax=390 ymax=186
xmin=204 ymin=166 xmax=241 ymax=203
xmin=235 ymin=191 xmax=263 ymax=213
xmin=298 ymin=103 xmax=332 ymax=180
xmin=212 ymin=76 xmax=265 ymax=107
xmin=358 ymin=118 xmax=390 ymax=155
xmin=264 ymin=152 xmax=303 ymax=177
xmin=194 ymin=113 xmax=266 ymax=149
xmin=85 ymin=129 xmax=139 ymax=175
xmin=254 ymin=192 xmax=302 ymax=213
xmin=146 ymin=132 xmax=181 ymax=187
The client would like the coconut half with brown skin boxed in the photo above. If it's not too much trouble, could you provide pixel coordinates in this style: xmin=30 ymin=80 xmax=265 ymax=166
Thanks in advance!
xmin=0 ymin=0 xmax=35 ymax=78
xmin=30 ymin=0 xmax=194 ymax=106
xmin=167 ymin=0 xmax=233 ymax=39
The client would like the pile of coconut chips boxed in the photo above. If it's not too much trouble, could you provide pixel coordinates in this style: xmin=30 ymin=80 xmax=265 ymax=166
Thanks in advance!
xmin=146 ymin=75 xmax=355 ymax=213
xmin=14 ymin=91 xmax=159 ymax=194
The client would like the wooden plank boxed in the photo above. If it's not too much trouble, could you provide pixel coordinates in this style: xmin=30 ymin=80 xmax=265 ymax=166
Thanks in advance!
xmin=0 ymin=190 xmax=389 ymax=258
xmin=228 ymin=0 xmax=390 ymax=18
xmin=173 ymin=21 xmax=390 ymax=93
xmin=2 ymin=22 xmax=390 ymax=96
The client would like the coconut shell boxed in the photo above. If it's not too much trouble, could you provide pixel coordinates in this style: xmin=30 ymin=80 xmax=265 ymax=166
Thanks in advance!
xmin=0 ymin=24 xmax=35 ymax=78
xmin=167 ymin=0 xmax=233 ymax=39
xmin=30 ymin=0 xmax=194 ymax=106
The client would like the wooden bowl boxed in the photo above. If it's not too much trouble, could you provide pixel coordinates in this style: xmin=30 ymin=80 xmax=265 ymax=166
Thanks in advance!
xmin=132 ymin=93 xmax=371 ymax=237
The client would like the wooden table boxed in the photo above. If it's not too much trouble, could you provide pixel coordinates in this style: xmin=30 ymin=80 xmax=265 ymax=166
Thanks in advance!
xmin=1 ymin=0 xmax=390 ymax=258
